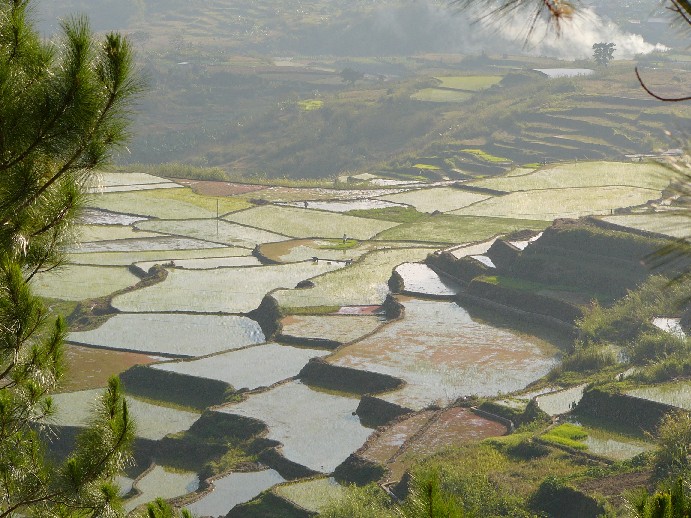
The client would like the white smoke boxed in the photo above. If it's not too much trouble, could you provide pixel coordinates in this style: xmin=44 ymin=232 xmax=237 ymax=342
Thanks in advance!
xmin=480 ymin=6 xmax=668 ymax=59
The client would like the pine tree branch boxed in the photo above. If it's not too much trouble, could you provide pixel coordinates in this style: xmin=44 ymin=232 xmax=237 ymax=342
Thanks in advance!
xmin=635 ymin=67 xmax=691 ymax=102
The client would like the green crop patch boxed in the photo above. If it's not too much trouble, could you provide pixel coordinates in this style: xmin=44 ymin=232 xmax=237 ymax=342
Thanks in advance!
xmin=541 ymin=423 xmax=588 ymax=450
xmin=461 ymin=149 xmax=511 ymax=163
xmin=224 ymin=205 xmax=398 ymax=240
xmin=298 ymin=99 xmax=324 ymax=111
xmin=601 ymin=211 xmax=690 ymax=239
xmin=375 ymin=214 xmax=549 ymax=244
xmin=345 ymin=206 xmax=425 ymax=223
xmin=411 ymin=88 xmax=472 ymax=102
xmin=434 ymin=75 xmax=504 ymax=91
xmin=89 ymin=188 xmax=251 ymax=219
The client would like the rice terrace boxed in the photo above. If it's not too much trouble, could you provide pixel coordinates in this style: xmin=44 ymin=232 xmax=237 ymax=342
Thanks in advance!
xmin=8 ymin=0 xmax=691 ymax=516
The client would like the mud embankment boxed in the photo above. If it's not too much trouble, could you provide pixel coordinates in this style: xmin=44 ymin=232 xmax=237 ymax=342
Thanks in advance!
xmin=298 ymin=358 xmax=405 ymax=396
xmin=356 ymin=394 xmax=413 ymax=428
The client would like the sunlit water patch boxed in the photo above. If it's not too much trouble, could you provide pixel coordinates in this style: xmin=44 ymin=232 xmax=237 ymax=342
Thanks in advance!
xmin=446 ymin=239 xmax=496 ymax=259
xmin=218 ymin=381 xmax=372 ymax=472
xmin=80 ymin=208 xmax=148 ymax=226
xmin=470 ymin=255 xmax=496 ymax=268
xmin=394 ymin=263 xmax=462 ymax=297
xmin=280 ymin=315 xmax=383 ymax=343
xmin=125 ymin=466 xmax=199 ymax=512
xmin=330 ymin=299 xmax=560 ymax=410
xmin=71 ymin=236 xmax=226 ymax=253
xmin=510 ymin=232 xmax=543 ymax=250
xmin=536 ymin=385 xmax=587 ymax=416
xmin=154 ymin=343 xmax=328 ymax=389
xmin=187 ymin=469 xmax=285 ymax=517
xmin=279 ymin=199 xmax=405 ymax=213
xmin=627 ymin=381 xmax=691 ymax=411
xmin=112 ymin=262 xmax=343 ymax=313
xmin=534 ymin=68 xmax=594 ymax=78
xmin=69 ymin=314 xmax=264 ymax=357
xmin=652 ymin=317 xmax=686 ymax=338
xmin=49 ymin=389 xmax=200 ymax=440
xmin=273 ymin=477 xmax=346 ymax=513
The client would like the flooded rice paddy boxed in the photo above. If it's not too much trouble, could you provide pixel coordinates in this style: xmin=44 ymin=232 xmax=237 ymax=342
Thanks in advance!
xmin=50 ymin=389 xmax=200 ymax=440
xmin=153 ymin=343 xmax=328 ymax=389
xmin=68 ymin=314 xmax=265 ymax=357
xmin=330 ymin=299 xmax=560 ymax=410
xmin=80 ymin=208 xmax=148 ymax=226
xmin=68 ymin=247 xmax=249 ymax=267
xmin=31 ymin=265 xmax=139 ymax=300
xmin=219 ymin=381 xmax=372 ymax=472
xmin=395 ymin=263 xmax=462 ymax=297
xmin=186 ymin=470 xmax=285 ymax=517
xmin=280 ymin=315 xmax=383 ymax=343
xmin=626 ymin=381 xmax=691 ymax=411
xmin=125 ymin=466 xmax=199 ymax=512
xmin=536 ymin=385 xmax=587 ymax=416
xmin=112 ymin=261 xmax=343 ymax=313
xmin=70 ymin=236 xmax=226 ymax=253
xmin=279 ymin=198 xmax=405 ymax=212
xmin=135 ymin=255 xmax=261 ymax=271
xmin=273 ymin=477 xmax=346 ymax=513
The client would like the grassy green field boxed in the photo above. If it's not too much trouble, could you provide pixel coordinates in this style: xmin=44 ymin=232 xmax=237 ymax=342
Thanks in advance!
xmin=374 ymin=214 xmax=549 ymax=243
xmin=90 ymin=188 xmax=252 ymax=219
xmin=273 ymin=478 xmax=346 ymax=513
xmin=224 ymin=205 xmax=398 ymax=240
xmin=435 ymin=75 xmax=503 ymax=91
xmin=600 ymin=211 xmax=690 ymax=239
xmin=410 ymin=88 xmax=473 ymax=102
xmin=451 ymin=186 xmax=662 ymax=220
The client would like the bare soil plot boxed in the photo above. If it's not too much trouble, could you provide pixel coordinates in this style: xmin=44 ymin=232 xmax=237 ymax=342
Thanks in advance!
xmin=68 ymin=313 xmax=264 ymax=357
xmin=60 ymin=344 xmax=159 ymax=393
xmin=153 ymin=343 xmax=328 ymax=389
xmin=218 ymin=381 xmax=372 ymax=473
xmin=112 ymin=262 xmax=343 ymax=313
xmin=30 ymin=265 xmax=139 ymax=301
xmin=224 ymin=205 xmax=397 ymax=240
xmin=329 ymin=299 xmax=560 ymax=410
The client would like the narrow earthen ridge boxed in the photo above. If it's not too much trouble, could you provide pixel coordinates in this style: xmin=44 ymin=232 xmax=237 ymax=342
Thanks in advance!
xmin=258 ymin=448 xmax=320 ymax=480
xmin=298 ymin=357 xmax=405 ymax=395
xmin=275 ymin=334 xmax=342 ymax=350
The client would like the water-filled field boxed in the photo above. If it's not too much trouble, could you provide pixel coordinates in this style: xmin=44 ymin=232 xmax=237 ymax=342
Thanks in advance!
xmin=279 ymin=199 xmax=405 ymax=213
xmin=280 ymin=315 xmax=383 ymax=343
xmin=273 ymin=477 xmax=346 ymax=513
xmin=259 ymin=239 xmax=428 ymax=263
xmin=224 ymin=205 xmax=398 ymax=240
xmin=394 ymin=262 xmax=462 ymax=297
xmin=536 ymin=385 xmax=587 ymax=416
xmin=601 ymin=212 xmax=690 ymax=239
xmin=136 ymin=219 xmax=287 ymax=248
xmin=69 ymin=247 xmax=249 ymax=267
xmin=80 ymin=208 xmax=148 ymax=226
xmin=379 ymin=187 xmax=490 ymax=213
xmin=219 ymin=381 xmax=372 ymax=472
xmin=468 ymin=161 xmax=673 ymax=192
xmin=329 ymin=299 xmax=560 ymax=409
xmin=125 ymin=466 xmax=199 ymax=512
xmin=76 ymin=225 xmax=161 ymax=242
xmin=49 ymin=389 xmax=200 ymax=440
xmin=274 ymin=248 xmax=433 ymax=309
xmin=627 ymin=381 xmax=691 ymax=410
xmin=71 ymin=236 xmax=225 ymax=254
xmin=112 ymin=261 xmax=343 ymax=313
xmin=186 ymin=470 xmax=285 ymax=517
xmin=135 ymin=255 xmax=261 ymax=271
xmin=31 ymin=265 xmax=139 ymax=300
xmin=153 ymin=343 xmax=328 ymax=389
xmin=69 ymin=314 xmax=265 ymax=357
